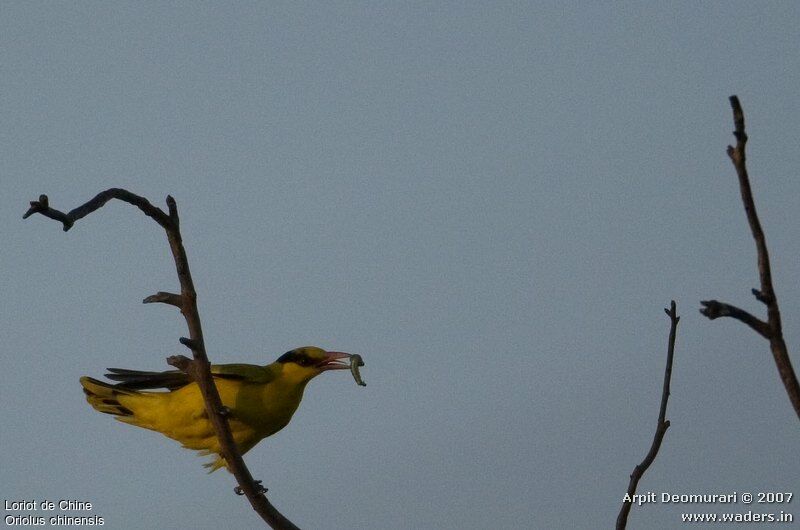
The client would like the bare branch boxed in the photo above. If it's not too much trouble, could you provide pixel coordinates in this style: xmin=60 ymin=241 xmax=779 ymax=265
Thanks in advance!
xmin=23 ymin=189 xmax=171 ymax=231
xmin=25 ymin=190 xmax=299 ymax=529
xmin=143 ymin=291 xmax=183 ymax=308
xmin=700 ymin=96 xmax=800 ymax=419
xmin=699 ymin=300 xmax=770 ymax=339
xmin=616 ymin=301 xmax=680 ymax=530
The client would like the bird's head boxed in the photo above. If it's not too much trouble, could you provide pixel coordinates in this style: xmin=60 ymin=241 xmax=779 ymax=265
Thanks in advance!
xmin=276 ymin=346 xmax=353 ymax=384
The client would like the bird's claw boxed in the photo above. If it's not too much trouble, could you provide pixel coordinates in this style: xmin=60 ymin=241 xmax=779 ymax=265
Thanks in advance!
xmin=234 ymin=480 xmax=267 ymax=496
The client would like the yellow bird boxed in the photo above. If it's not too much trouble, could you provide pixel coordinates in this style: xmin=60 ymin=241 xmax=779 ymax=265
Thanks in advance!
xmin=80 ymin=346 xmax=357 ymax=471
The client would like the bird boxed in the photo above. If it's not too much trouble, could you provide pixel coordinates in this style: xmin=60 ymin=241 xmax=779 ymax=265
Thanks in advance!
xmin=80 ymin=346 xmax=357 ymax=471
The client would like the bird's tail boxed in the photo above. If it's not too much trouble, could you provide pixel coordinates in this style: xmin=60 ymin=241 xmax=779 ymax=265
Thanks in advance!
xmin=80 ymin=376 xmax=136 ymax=417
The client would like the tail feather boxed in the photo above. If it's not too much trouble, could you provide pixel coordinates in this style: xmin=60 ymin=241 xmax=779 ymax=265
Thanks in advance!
xmin=104 ymin=368 xmax=191 ymax=390
xmin=199 ymin=450 xmax=227 ymax=473
xmin=79 ymin=374 xmax=251 ymax=473
xmin=80 ymin=376 xmax=136 ymax=416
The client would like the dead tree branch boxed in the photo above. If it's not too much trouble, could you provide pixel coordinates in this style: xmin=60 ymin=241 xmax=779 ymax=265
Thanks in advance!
xmin=616 ymin=301 xmax=680 ymax=530
xmin=699 ymin=96 xmax=800 ymax=420
xmin=24 ymin=189 xmax=299 ymax=530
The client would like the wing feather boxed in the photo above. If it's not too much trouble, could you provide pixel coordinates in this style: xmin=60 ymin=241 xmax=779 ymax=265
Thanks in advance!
xmin=105 ymin=363 xmax=272 ymax=390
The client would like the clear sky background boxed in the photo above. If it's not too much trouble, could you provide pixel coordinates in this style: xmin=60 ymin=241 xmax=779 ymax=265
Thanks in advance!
xmin=2 ymin=2 xmax=799 ymax=529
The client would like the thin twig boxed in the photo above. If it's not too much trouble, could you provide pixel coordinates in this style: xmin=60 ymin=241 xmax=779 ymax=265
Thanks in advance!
xmin=699 ymin=96 xmax=800 ymax=419
xmin=24 ymin=190 xmax=299 ymax=529
xmin=616 ymin=301 xmax=680 ymax=530
xmin=698 ymin=300 xmax=770 ymax=339
xmin=23 ymin=189 xmax=171 ymax=231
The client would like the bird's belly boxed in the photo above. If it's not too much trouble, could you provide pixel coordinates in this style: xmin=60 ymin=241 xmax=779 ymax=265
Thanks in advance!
xmin=117 ymin=378 xmax=305 ymax=456
xmin=219 ymin=380 xmax=304 ymax=438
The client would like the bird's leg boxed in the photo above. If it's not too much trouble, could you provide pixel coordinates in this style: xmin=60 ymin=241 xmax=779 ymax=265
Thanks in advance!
xmin=234 ymin=480 xmax=267 ymax=496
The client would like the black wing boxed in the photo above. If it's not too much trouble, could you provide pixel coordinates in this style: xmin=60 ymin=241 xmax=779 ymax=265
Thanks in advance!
xmin=104 ymin=363 xmax=269 ymax=391
xmin=104 ymin=368 xmax=193 ymax=390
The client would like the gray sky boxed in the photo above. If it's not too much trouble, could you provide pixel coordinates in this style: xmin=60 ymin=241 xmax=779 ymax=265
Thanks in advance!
xmin=2 ymin=2 xmax=799 ymax=529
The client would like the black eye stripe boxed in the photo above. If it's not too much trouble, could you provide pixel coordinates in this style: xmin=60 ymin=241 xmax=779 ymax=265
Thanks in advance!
xmin=277 ymin=351 xmax=296 ymax=363
xmin=298 ymin=354 xmax=313 ymax=366
xmin=277 ymin=350 xmax=316 ymax=366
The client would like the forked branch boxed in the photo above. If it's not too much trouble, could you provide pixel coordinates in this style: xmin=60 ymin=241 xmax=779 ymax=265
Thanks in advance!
xmin=616 ymin=301 xmax=680 ymax=530
xmin=699 ymin=96 xmax=800 ymax=419
xmin=24 ymin=189 xmax=298 ymax=529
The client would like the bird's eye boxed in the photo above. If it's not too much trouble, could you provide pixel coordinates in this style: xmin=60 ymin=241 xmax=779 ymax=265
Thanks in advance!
xmin=298 ymin=356 xmax=314 ymax=367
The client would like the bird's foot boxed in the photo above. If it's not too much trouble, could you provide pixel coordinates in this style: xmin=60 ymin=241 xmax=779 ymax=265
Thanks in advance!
xmin=234 ymin=480 xmax=267 ymax=496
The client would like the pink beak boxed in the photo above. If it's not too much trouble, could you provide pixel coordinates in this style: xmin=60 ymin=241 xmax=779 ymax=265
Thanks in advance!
xmin=317 ymin=351 xmax=353 ymax=371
